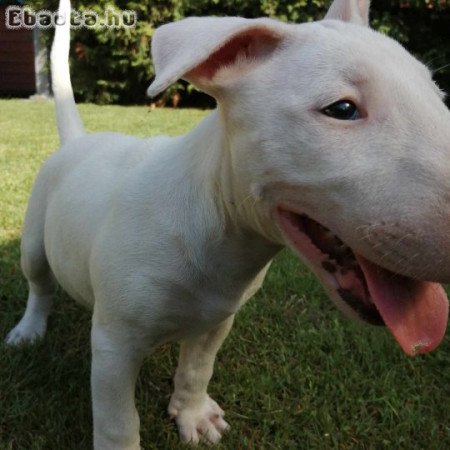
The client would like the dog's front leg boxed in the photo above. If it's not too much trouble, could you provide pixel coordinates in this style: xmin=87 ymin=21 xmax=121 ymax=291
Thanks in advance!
xmin=91 ymin=320 xmax=147 ymax=450
xmin=169 ymin=315 xmax=235 ymax=445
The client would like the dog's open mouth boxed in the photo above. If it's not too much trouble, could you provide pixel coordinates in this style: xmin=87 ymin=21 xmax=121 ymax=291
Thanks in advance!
xmin=276 ymin=207 xmax=449 ymax=356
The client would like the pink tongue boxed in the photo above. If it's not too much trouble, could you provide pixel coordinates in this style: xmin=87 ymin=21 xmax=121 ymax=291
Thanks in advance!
xmin=356 ymin=255 xmax=449 ymax=355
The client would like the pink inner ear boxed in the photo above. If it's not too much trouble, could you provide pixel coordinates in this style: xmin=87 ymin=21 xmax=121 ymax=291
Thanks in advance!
xmin=186 ymin=28 xmax=280 ymax=81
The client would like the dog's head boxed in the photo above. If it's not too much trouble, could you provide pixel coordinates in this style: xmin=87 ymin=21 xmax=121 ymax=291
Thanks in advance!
xmin=148 ymin=0 xmax=450 ymax=355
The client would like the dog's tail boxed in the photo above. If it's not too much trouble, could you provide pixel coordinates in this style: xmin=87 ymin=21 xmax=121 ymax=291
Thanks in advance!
xmin=50 ymin=0 xmax=85 ymax=145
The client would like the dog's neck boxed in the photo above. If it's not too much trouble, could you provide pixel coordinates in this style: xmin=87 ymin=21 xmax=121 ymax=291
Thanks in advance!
xmin=152 ymin=109 xmax=282 ymax=293
xmin=181 ymin=108 xmax=282 ymax=245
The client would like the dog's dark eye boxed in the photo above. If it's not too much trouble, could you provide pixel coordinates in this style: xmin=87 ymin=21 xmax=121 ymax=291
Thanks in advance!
xmin=322 ymin=100 xmax=360 ymax=120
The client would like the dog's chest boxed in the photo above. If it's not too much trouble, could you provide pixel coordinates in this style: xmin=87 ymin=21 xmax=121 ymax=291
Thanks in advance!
xmin=136 ymin=233 xmax=279 ymax=341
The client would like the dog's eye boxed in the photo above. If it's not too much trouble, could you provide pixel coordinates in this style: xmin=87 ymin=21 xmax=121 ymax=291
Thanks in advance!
xmin=322 ymin=100 xmax=360 ymax=120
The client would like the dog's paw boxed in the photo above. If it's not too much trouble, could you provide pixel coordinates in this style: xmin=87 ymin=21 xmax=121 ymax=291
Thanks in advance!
xmin=5 ymin=318 xmax=46 ymax=346
xmin=169 ymin=394 xmax=230 ymax=446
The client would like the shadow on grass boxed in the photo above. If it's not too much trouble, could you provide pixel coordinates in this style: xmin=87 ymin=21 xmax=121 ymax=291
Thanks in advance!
xmin=0 ymin=237 xmax=93 ymax=449
xmin=1 ymin=238 xmax=449 ymax=449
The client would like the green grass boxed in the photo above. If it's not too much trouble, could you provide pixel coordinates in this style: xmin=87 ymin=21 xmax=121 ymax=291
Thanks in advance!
xmin=1 ymin=98 xmax=449 ymax=449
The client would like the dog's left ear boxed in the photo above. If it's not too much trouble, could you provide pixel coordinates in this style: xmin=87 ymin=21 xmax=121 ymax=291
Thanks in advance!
xmin=147 ymin=17 xmax=286 ymax=98
xmin=324 ymin=0 xmax=370 ymax=26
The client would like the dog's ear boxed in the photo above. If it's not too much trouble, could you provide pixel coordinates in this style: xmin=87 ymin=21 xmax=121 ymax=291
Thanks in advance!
xmin=324 ymin=0 xmax=370 ymax=26
xmin=147 ymin=17 xmax=286 ymax=98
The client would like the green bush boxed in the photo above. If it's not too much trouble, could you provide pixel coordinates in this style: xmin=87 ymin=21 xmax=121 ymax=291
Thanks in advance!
xmin=29 ymin=1 xmax=450 ymax=105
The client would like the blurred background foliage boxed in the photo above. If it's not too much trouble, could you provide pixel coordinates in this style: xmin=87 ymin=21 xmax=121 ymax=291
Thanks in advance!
xmin=28 ymin=0 xmax=450 ymax=106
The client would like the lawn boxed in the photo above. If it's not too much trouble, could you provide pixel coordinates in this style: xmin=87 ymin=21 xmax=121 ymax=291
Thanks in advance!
xmin=0 ymin=98 xmax=449 ymax=449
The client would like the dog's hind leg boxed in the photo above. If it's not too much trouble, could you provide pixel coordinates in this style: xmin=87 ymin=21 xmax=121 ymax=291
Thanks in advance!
xmin=6 ymin=179 xmax=56 ymax=346
xmin=5 ymin=236 xmax=56 ymax=345
xmin=169 ymin=315 xmax=235 ymax=445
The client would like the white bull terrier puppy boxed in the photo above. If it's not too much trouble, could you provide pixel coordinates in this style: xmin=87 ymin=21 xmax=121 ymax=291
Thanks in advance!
xmin=6 ymin=0 xmax=450 ymax=447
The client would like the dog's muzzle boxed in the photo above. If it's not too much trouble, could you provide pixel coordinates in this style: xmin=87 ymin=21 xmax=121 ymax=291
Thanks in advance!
xmin=276 ymin=208 xmax=449 ymax=356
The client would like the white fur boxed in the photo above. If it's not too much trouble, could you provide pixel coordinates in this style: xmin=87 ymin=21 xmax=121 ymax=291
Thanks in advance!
xmin=50 ymin=0 xmax=84 ymax=144
xmin=6 ymin=0 xmax=450 ymax=448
